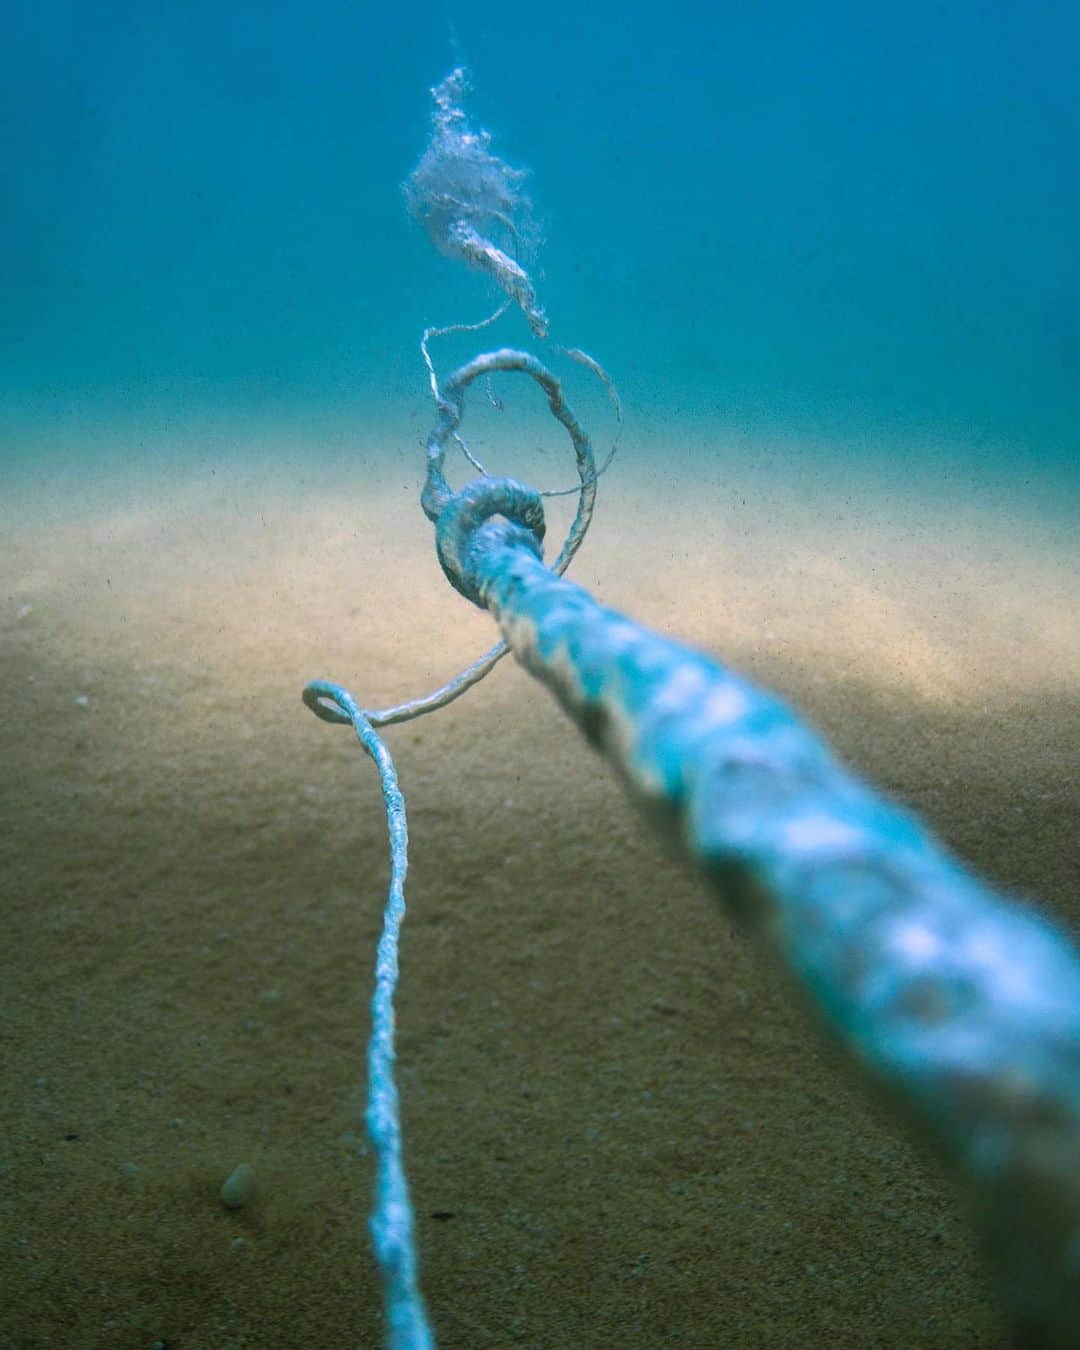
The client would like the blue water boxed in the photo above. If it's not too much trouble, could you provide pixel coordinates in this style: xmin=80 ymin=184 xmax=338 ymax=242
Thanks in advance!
xmin=3 ymin=0 xmax=1078 ymax=497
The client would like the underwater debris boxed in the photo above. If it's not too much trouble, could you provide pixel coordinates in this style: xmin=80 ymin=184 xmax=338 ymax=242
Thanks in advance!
xmin=404 ymin=67 xmax=548 ymax=338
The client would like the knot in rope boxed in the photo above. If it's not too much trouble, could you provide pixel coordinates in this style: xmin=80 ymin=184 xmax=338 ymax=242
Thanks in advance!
xmin=433 ymin=475 xmax=545 ymax=607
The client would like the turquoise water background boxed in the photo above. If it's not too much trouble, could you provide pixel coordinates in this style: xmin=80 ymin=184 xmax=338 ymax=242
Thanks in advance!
xmin=4 ymin=1 xmax=1078 ymax=505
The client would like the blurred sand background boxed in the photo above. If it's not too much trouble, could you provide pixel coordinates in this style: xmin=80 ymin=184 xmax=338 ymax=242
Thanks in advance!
xmin=2 ymin=425 xmax=1077 ymax=1348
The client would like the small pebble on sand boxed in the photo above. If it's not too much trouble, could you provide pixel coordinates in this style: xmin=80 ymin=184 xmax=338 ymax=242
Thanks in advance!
xmin=220 ymin=1162 xmax=256 ymax=1209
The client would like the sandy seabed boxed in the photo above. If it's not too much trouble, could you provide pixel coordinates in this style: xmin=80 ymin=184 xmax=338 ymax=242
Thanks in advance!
xmin=2 ymin=432 xmax=1077 ymax=1348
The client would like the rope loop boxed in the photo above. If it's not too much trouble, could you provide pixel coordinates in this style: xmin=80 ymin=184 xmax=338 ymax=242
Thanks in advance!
xmin=302 ymin=677 xmax=363 ymax=727
xmin=422 ymin=347 xmax=599 ymax=611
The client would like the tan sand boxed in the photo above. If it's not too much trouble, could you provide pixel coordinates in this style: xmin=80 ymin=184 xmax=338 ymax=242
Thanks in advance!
xmin=1 ymin=432 xmax=1077 ymax=1347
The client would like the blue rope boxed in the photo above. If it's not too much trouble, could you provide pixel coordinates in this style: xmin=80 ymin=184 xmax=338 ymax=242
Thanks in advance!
xmin=427 ymin=411 xmax=1080 ymax=1347
xmin=302 ymin=681 xmax=433 ymax=1350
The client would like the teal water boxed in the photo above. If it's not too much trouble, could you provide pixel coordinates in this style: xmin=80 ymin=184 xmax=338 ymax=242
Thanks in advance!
xmin=3 ymin=1 xmax=1077 ymax=508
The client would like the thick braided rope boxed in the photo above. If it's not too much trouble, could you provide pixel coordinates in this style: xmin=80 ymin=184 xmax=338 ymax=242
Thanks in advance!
xmin=308 ymin=344 xmax=1080 ymax=1346
xmin=438 ymin=473 xmax=1080 ymax=1347
xmin=309 ymin=339 xmax=1080 ymax=1344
